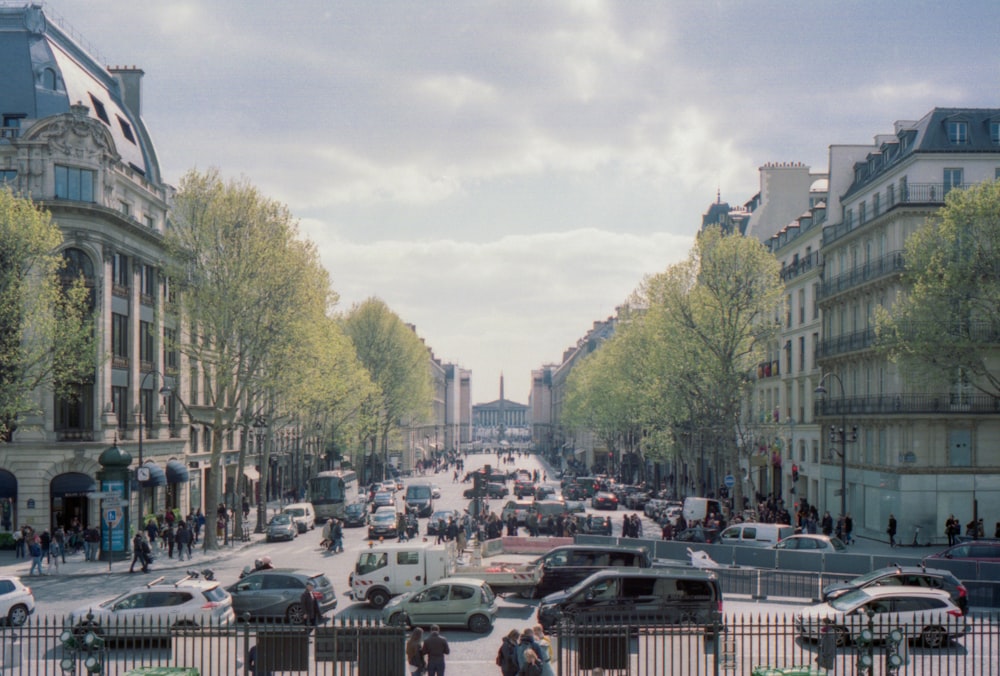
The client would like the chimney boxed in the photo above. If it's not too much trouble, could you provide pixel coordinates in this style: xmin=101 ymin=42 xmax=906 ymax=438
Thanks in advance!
xmin=108 ymin=65 xmax=144 ymax=117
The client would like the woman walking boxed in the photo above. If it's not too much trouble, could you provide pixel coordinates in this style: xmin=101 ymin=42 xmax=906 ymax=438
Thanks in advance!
xmin=406 ymin=627 xmax=426 ymax=676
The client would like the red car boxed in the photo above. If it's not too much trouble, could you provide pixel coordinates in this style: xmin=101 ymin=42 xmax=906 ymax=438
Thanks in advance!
xmin=514 ymin=480 xmax=536 ymax=498
xmin=591 ymin=492 xmax=619 ymax=510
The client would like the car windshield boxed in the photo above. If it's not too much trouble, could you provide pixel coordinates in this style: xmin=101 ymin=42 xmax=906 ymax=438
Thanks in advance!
xmin=829 ymin=589 xmax=869 ymax=611
xmin=851 ymin=568 xmax=896 ymax=585
xmin=374 ymin=512 xmax=395 ymax=523
xmin=202 ymin=586 xmax=227 ymax=602
xmin=830 ymin=538 xmax=847 ymax=551
xmin=346 ymin=504 xmax=365 ymax=514
xmin=285 ymin=508 xmax=304 ymax=516
xmin=407 ymin=486 xmax=431 ymax=499
xmin=271 ymin=514 xmax=292 ymax=524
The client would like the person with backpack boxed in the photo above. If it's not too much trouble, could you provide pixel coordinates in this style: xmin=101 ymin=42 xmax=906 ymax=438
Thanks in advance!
xmin=496 ymin=629 xmax=520 ymax=676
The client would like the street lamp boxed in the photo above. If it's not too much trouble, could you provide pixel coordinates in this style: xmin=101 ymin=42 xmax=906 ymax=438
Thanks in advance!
xmin=815 ymin=373 xmax=857 ymax=520
xmin=136 ymin=370 xmax=171 ymax=527
xmin=253 ymin=416 xmax=268 ymax=533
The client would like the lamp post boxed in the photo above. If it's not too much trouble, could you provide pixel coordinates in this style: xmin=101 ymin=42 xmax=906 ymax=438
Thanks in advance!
xmin=815 ymin=373 xmax=856 ymax=519
xmin=253 ymin=416 xmax=268 ymax=533
xmin=136 ymin=370 xmax=170 ymax=527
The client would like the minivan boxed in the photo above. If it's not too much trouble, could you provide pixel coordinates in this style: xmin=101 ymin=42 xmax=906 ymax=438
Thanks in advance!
xmin=405 ymin=483 xmax=434 ymax=517
xmin=282 ymin=502 xmax=316 ymax=533
xmin=718 ymin=522 xmax=794 ymax=548
xmin=533 ymin=545 xmax=651 ymax=598
xmin=537 ymin=568 xmax=722 ymax=631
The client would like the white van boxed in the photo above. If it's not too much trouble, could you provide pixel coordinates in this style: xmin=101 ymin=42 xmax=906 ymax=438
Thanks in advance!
xmin=718 ymin=522 xmax=794 ymax=548
xmin=682 ymin=497 xmax=727 ymax=525
xmin=282 ymin=502 xmax=316 ymax=533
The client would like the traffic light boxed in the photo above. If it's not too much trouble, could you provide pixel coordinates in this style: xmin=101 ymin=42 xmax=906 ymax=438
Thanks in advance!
xmin=884 ymin=628 xmax=908 ymax=672
xmin=791 ymin=464 xmax=799 ymax=482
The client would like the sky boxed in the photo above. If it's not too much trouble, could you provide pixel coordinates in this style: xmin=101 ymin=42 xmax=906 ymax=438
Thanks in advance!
xmin=37 ymin=0 xmax=1000 ymax=405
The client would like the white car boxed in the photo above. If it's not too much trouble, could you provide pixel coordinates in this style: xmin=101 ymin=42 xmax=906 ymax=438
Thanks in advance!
xmin=431 ymin=485 xmax=442 ymax=499
xmin=67 ymin=573 xmax=235 ymax=637
xmin=0 ymin=576 xmax=35 ymax=626
xmin=795 ymin=587 xmax=968 ymax=648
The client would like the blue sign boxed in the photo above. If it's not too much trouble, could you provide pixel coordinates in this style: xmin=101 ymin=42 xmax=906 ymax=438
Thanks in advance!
xmin=724 ymin=474 xmax=736 ymax=489
xmin=101 ymin=480 xmax=127 ymax=552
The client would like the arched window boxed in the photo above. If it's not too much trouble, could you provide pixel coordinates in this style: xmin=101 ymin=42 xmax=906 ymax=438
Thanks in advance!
xmin=42 ymin=68 xmax=57 ymax=90
xmin=60 ymin=247 xmax=96 ymax=309
xmin=54 ymin=248 xmax=97 ymax=440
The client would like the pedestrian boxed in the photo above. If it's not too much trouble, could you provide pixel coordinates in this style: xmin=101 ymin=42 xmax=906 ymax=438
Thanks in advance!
xmin=53 ymin=525 xmax=66 ymax=563
xmin=300 ymin=581 xmax=322 ymax=625
xmin=332 ymin=520 xmax=344 ymax=553
xmin=497 ymin=629 xmax=520 ymax=676
xmin=420 ymin=624 xmax=449 ymax=676
xmin=821 ymin=511 xmax=833 ymax=537
xmin=83 ymin=524 xmax=100 ymax=561
xmin=516 ymin=628 xmax=544 ymax=671
xmin=946 ymin=515 xmax=959 ymax=546
xmin=163 ymin=523 xmax=175 ymax=558
xmin=13 ymin=527 xmax=23 ymax=559
xmin=532 ymin=624 xmax=556 ymax=676
xmin=175 ymin=521 xmax=192 ymax=561
xmin=130 ymin=533 xmax=143 ymax=573
xmin=29 ymin=536 xmax=44 ymax=575
xmin=39 ymin=528 xmax=51 ymax=564
xmin=140 ymin=533 xmax=153 ymax=571
xmin=406 ymin=627 xmax=426 ymax=676
xmin=194 ymin=509 xmax=205 ymax=543
xmin=887 ymin=514 xmax=897 ymax=547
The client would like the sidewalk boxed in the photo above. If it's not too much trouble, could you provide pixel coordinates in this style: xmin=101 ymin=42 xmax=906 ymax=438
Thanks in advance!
xmin=0 ymin=523 xmax=266 ymax=580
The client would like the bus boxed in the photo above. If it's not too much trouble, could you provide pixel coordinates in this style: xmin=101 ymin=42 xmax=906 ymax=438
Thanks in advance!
xmin=308 ymin=470 xmax=359 ymax=523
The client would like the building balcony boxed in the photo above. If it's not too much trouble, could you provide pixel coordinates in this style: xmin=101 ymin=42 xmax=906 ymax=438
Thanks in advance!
xmin=815 ymin=392 xmax=1000 ymax=417
xmin=816 ymin=250 xmax=905 ymax=301
xmin=823 ymin=182 xmax=966 ymax=247
xmin=56 ymin=428 xmax=96 ymax=442
xmin=816 ymin=328 xmax=875 ymax=360
xmin=779 ymin=251 xmax=821 ymax=282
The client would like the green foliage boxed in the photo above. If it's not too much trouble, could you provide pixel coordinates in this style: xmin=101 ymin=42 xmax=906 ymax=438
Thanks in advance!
xmin=876 ymin=181 xmax=1000 ymax=395
xmin=0 ymin=187 xmax=95 ymax=438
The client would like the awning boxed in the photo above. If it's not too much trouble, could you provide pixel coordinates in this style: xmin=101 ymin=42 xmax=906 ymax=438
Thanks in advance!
xmin=243 ymin=467 xmax=260 ymax=481
xmin=165 ymin=459 xmax=190 ymax=484
xmin=139 ymin=461 xmax=166 ymax=487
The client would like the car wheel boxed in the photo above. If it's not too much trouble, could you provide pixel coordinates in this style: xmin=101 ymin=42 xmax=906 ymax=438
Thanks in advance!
xmin=286 ymin=602 xmax=306 ymax=625
xmin=368 ymin=589 xmax=391 ymax=609
xmin=388 ymin=612 xmax=409 ymax=628
xmin=468 ymin=613 xmax=492 ymax=634
xmin=7 ymin=604 xmax=29 ymax=626
xmin=921 ymin=625 xmax=948 ymax=649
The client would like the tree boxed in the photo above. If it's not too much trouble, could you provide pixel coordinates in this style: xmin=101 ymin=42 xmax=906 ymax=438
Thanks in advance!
xmin=876 ymin=181 xmax=1000 ymax=396
xmin=165 ymin=169 xmax=336 ymax=548
xmin=342 ymin=299 xmax=433 ymax=482
xmin=634 ymin=226 xmax=783 ymax=510
xmin=0 ymin=187 xmax=94 ymax=439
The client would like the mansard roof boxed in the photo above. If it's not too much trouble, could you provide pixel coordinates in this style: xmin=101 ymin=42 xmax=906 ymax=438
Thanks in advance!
xmin=0 ymin=4 xmax=160 ymax=182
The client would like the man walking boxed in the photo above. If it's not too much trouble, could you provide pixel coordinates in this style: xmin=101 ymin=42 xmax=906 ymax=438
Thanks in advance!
xmin=300 ymin=581 xmax=322 ymax=625
xmin=887 ymin=514 xmax=897 ymax=548
xmin=420 ymin=624 xmax=450 ymax=676
xmin=175 ymin=521 xmax=192 ymax=561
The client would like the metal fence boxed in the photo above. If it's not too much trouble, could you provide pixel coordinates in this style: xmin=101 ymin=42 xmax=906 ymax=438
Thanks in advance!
xmin=551 ymin=611 xmax=1000 ymax=675
xmin=0 ymin=616 xmax=406 ymax=675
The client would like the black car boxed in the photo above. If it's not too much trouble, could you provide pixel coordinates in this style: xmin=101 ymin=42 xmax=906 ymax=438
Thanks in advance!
xmin=821 ymin=565 xmax=969 ymax=614
xmin=571 ymin=514 xmax=613 ymax=535
xmin=227 ymin=569 xmax=337 ymax=624
xmin=463 ymin=482 xmax=509 ymax=499
xmin=342 ymin=500 xmax=370 ymax=528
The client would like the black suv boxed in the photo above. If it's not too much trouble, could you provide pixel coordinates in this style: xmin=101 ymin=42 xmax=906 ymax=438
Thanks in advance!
xmin=822 ymin=565 xmax=969 ymax=614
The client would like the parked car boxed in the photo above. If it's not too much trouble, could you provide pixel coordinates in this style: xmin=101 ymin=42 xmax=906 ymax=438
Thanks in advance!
xmin=266 ymin=513 xmax=298 ymax=542
xmin=382 ymin=578 xmax=498 ymax=634
xmin=426 ymin=509 xmax=461 ymax=536
xmin=227 ymin=569 xmax=337 ymax=624
xmin=795 ymin=587 xmax=968 ymax=648
xmin=0 ymin=576 xmax=34 ymax=626
xmin=821 ymin=565 xmax=968 ymax=614
xmin=68 ymin=573 xmax=235 ymax=637
xmin=342 ymin=500 xmax=370 ymax=528
xmin=368 ymin=507 xmax=400 ymax=539
xmin=372 ymin=491 xmax=395 ymax=512
xmin=282 ymin=502 xmax=315 ymax=533
xmin=925 ymin=540 xmax=1000 ymax=562
xmin=591 ymin=492 xmax=619 ymax=510
xmin=772 ymin=534 xmax=846 ymax=553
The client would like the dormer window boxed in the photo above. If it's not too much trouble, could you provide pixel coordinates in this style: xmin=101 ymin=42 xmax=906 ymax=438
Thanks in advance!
xmin=117 ymin=116 xmax=136 ymax=144
xmin=947 ymin=120 xmax=968 ymax=145
xmin=990 ymin=121 xmax=1000 ymax=145
xmin=88 ymin=93 xmax=109 ymax=125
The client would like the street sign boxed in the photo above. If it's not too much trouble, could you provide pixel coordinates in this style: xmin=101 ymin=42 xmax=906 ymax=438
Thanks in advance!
xmin=101 ymin=496 xmax=121 ymax=507
xmin=103 ymin=507 xmax=122 ymax=529
xmin=724 ymin=474 xmax=736 ymax=489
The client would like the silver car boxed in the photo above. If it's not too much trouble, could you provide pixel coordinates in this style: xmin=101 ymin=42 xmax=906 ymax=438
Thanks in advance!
xmin=266 ymin=513 xmax=297 ymax=542
xmin=227 ymin=569 xmax=337 ymax=624
xmin=382 ymin=578 xmax=498 ymax=634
